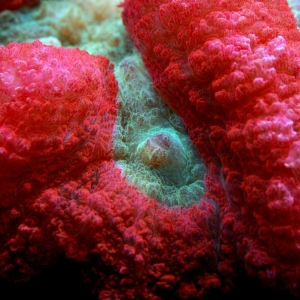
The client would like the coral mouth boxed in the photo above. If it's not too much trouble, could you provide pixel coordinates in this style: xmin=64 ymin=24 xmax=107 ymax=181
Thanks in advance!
xmin=139 ymin=133 xmax=172 ymax=168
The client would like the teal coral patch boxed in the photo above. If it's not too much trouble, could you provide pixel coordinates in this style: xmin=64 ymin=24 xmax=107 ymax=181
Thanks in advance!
xmin=113 ymin=54 xmax=206 ymax=207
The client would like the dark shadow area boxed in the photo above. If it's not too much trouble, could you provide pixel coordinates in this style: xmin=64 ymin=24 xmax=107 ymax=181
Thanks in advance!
xmin=224 ymin=283 xmax=298 ymax=300
xmin=0 ymin=261 xmax=298 ymax=300
xmin=221 ymin=270 xmax=299 ymax=300
xmin=0 ymin=259 xmax=98 ymax=300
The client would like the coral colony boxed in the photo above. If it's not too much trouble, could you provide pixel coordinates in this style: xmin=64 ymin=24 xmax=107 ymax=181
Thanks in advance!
xmin=0 ymin=0 xmax=300 ymax=299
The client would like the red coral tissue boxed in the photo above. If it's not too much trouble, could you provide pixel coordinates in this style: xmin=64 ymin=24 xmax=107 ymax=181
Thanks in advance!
xmin=0 ymin=40 xmax=117 ymax=280
xmin=0 ymin=40 xmax=221 ymax=300
xmin=122 ymin=0 xmax=300 ymax=295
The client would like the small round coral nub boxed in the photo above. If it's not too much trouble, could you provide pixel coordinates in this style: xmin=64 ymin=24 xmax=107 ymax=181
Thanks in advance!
xmin=137 ymin=133 xmax=171 ymax=168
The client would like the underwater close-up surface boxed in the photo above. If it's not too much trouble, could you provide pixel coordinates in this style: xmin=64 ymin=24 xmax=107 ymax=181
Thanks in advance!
xmin=1 ymin=0 xmax=300 ymax=299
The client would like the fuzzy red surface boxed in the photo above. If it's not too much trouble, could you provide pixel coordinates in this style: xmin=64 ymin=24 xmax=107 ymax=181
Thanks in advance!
xmin=0 ymin=41 xmax=222 ymax=299
xmin=122 ymin=0 xmax=300 ymax=295
xmin=0 ymin=40 xmax=117 ymax=284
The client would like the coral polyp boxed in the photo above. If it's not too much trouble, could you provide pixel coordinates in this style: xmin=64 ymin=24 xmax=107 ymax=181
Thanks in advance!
xmin=137 ymin=132 xmax=174 ymax=168
xmin=136 ymin=129 xmax=191 ymax=188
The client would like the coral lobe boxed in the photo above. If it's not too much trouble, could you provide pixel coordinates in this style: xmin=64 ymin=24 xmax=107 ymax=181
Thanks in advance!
xmin=122 ymin=0 xmax=300 ymax=295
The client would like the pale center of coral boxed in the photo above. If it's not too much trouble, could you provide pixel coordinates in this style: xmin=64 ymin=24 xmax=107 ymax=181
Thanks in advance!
xmin=137 ymin=133 xmax=172 ymax=168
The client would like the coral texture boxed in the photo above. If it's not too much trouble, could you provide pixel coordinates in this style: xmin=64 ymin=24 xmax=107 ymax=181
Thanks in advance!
xmin=0 ymin=40 xmax=220 ymax=300
xmin=34 ymin=161 xmax=219 ymax=300
xmin=0 ymin=0 xmax=39 ymax=12
xmin=114 ymin=54 xmax=206 ymax=206
xmin=288 ymin=0 xmax=300 ymax=26
xmin=0 ymin=40 xmax=117 ymax=180
xmin=122 ymin=0 xmax=300 ymax=294
xmin=0 ymin=40 xmax=118 ymax=279
xmin=1 ymin=0 xmax=300 ymax=299
xmin=0 ymin=0 xmax=132 ymax=63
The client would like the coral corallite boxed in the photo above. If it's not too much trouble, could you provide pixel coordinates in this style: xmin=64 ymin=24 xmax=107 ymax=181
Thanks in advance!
xmin=136 ymin=130 xmax=188 ymax=186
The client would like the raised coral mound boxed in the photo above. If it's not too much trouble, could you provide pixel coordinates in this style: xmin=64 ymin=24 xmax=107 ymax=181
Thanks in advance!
xmin=0 ymin=40 xmax=117 ymax=184
xmin=122 ymin=0 xmax=300 ymax=295
xmin=0 ymin=40 xmax=118 ymax=280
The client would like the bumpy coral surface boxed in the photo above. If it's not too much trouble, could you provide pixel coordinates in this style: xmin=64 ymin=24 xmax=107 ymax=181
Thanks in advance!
xmin=1 ymin=0 xmax=300 ymax=299
xmin=0 ymin=40 xmax=117 ymax=279
xmin=122 ymin=0 xmax=300 ymax=295
xmin=0 ymin=40 xmax=117 ymax=184
xmin=0 ymin=40 xmax=221 ymax=300
xmin=0 ymin=0 xmax=132 ymax=63
xmin=114 ymin=54 xmax=206 ymax=206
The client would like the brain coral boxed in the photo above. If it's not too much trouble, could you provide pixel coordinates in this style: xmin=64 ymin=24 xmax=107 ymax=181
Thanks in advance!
xmin=122 ymin=0 xmax=300 ymax=294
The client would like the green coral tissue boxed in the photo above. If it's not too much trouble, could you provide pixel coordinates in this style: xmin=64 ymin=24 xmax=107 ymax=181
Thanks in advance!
xmin=113 ymin=54 xmax=207 ymax=207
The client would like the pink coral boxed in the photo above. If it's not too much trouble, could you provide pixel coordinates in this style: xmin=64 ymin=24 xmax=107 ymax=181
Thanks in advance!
xmin=0 ymin=40 xmax=117 ymax=202
xmin=34 ymin=161 xmax=219 ymax=299
xmin=122 ymin=0 xmax=300 ymax=295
